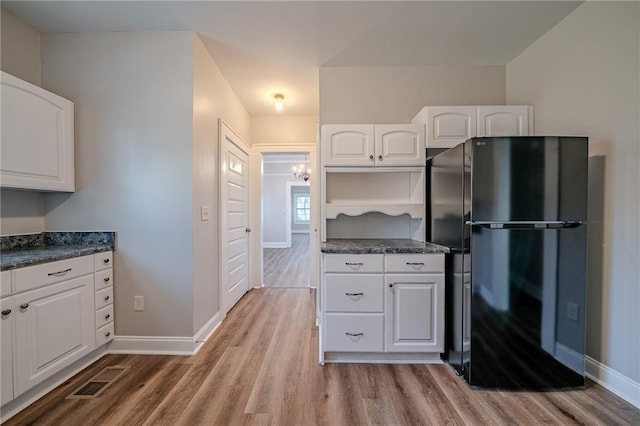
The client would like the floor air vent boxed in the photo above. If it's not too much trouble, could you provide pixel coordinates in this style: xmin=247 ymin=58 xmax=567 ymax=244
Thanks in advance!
xmin=67 ymin=365 xmax=129 ymax=399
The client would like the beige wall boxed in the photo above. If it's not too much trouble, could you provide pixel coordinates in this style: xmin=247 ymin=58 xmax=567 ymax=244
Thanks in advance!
xmin=507 ymin=1 xmax=640 ymax=388
xmin=319 ymin=66 xmax=506 ymax=124
xmin=0 ymin=9 xmax=45 ymax=236
xmin=192 ymin=33 xmax=250 ymax=333
xmin=41 ymin=31 xmax=196 ymax=337
xmin=251 ymin=115 xmax=318 ymax=145
xmin=1 ymin=8 xmax=41 ymax=85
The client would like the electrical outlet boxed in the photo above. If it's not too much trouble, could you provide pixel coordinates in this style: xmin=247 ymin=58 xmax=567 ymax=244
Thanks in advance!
xmin=134 ymin=295 xmax=144 ymax=311
xmin=567 ymin=302 xmax=579 ymax=322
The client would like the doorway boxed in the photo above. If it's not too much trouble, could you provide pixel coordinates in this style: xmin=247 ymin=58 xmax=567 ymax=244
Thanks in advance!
xmin=262 ymin=153 xmax=311 ymax=287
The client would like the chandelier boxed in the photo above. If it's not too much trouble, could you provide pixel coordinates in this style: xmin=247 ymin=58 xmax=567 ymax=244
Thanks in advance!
xmin=292 ymin=155 xmax=311 ymax=182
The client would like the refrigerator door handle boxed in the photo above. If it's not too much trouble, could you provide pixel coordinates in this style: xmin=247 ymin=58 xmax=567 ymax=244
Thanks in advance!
xmin=466 ymin=220 xmax=582 ymax=229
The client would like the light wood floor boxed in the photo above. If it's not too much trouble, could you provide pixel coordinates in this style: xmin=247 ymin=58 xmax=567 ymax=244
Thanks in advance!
xmin=263 ymin=233 xmax=309 ymax=287
xmin=5 ymin=288 xmax=639 ymax=425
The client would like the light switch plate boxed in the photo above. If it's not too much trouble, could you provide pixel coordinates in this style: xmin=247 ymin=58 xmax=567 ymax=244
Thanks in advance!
xmin=134 ymin=295 xmax=144 ymax=311
xmin=200 ymin=206 xmax=210 ymax=221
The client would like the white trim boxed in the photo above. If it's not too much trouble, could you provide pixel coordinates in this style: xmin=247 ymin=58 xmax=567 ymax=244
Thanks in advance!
xmin=193 ymin=312 xmax=223 ymax=354
xmin=586 ymin=356 xmax=640 ymax=409
xmin=553 ymin=342 xmax=584 ymax=374
xmin=109 ymin=335 xmax=197 ymax=356
xmin=263 ymin=242 xmax=287 ymax=248
xmin=324 ymin=352 xmax=443 ymax=364
xmin=0 ymin=347 xmax=108 ymax=423
xmin=292 ymin=230 xmax=310 ymax=234
xmin=286 ymin=181 xmax=310 ymax=247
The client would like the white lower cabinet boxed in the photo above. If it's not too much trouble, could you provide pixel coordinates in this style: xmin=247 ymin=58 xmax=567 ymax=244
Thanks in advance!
xmin=321 ymin=252 xmax=444 ymax=363
xmin=1 ymin=251 xmax=114 ymax=409
xmin=1 ymin=295 xmax=15 ymax=406
xmin=14 ymin=275 xmax=95 ymax=395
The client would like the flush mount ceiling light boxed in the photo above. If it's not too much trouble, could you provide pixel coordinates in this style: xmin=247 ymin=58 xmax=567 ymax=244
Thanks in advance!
xmin=273 ymin=93 xmax=285 ymax=111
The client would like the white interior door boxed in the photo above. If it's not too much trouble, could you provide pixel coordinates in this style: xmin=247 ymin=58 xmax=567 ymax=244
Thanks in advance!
xmin=220 ymin=120 xmax=250 ymax=315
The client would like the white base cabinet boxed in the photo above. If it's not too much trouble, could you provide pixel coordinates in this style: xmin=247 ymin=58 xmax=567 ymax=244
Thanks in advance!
xmin=320 ymin=252 xmax=445 ymax=364
xmin=1 ymin=251 xmax=114 ymax=408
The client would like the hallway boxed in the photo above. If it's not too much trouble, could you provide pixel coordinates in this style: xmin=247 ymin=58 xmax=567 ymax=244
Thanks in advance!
xmin=263 ymin=233 xmax=309 ymax=287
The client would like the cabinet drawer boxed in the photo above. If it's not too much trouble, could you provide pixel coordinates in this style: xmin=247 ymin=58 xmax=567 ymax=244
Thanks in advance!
xmin=95 ymin=304 xmax=114 ymax=329
xmin=325 ymin=274 xmax=384 ymax=312
xmin=95 ymin=286 xmax=113 ymax=311
xmin=325 ymin=313 xmax=384 ymax=352
xmin=385 ymin=254 xmax=444 ymax=273
xmin=324 ymin=254 xmax=383 ymax=273
xmin=1 ymin=270 xmax=11 ymax=297
xmin=95 ymin=269 xmax=113 ymax=291
xmin=94 ymin=251 xmax=113 ymax=271
xmin=96 ymin=322 xmax=114 ymax=347
xmin=14 ymin=255 xmax=94 ymax=293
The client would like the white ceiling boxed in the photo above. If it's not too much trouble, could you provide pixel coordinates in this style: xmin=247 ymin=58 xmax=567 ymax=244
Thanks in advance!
xmin=3 ymin=1 xmax=582 ymax=116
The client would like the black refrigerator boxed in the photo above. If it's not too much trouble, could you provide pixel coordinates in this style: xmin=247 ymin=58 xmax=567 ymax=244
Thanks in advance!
xmin=429 ymin=136 xmax=588 ymax=389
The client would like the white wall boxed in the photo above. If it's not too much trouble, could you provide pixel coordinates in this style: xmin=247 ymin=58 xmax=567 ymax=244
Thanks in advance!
xmin=192 ymin=33 xmax=251 ymax=333
xmin=507 ymin=1 xmax=639 ymax=391
xmin=251 ymin=115 xmax=318 ymax=145
xmin=0 ymin=9 xmax=45 ymax=236
xmin=41 ymin=31 xmax=196 ymax=337
xmin=319 ymin=65 xmax=506 ymax=124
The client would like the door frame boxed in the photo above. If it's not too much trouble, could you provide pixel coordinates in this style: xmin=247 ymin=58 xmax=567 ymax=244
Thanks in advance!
xmin=249 ymin=143 xmax=319 ymax=290
xmin=219 ymin=119 xmax=252 ymax=316
xmin=285 ymin=181 xmax=310 ymax=248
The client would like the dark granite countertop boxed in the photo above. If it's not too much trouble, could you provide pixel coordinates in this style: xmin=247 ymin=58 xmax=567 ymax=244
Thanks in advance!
xmin=1 ymin=232 xmax=116 ymax=271
xmin=321 ymin=239 xmax=450 ymax=254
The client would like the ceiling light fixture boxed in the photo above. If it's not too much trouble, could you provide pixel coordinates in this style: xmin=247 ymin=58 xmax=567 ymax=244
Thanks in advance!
xmin=292 ymin=154 xmax=311 ymax=182
xmin=273 ymin=93 xmax=285 ymax=111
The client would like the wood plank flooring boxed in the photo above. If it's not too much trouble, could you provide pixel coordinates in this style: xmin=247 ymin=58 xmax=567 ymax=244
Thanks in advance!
xmin=263 ymin=233 xmax=309 ymax=287
xmin=5 ymin=288 xmax=639 ymax=425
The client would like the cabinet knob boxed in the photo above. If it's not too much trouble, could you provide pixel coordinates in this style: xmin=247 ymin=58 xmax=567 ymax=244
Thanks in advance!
xmin=104 ymin=277 xmax=110 ymax=283
xmin=378 ymin=155 xmax=383 ymax=161
xmin=105 ymin=314 xmax=111 ymax=320
xmin=104 ymin=295 xmax=110 ymax=301
xmin=19 ymin=303 xmax=29 ymax=310
xmin=106 ymin=331 xmax=111 ymax=338
xmin=1 ymin=309 xmax=11 ymax=316
xmin=369 ymin=154 xmax=374 ymax=161
xmin=103 ymin=258 xmax=110 ymax=264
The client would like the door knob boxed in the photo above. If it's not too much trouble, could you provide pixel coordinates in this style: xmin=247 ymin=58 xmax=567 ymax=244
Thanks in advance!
xmin=245 ymin=227 xmax=252 ymax=233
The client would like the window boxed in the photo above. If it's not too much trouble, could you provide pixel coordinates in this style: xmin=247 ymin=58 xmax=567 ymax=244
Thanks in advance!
xmin=294 ymin=194 xmax=310 ymax=224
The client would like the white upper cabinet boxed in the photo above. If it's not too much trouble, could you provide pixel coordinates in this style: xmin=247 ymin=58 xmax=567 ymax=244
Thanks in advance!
xmin=413 ymin=105 xmax=532 ymax=149
xmin=374 ymin=124 xmax=425 ymax=167
xmin=322 ymin=124 xmax=424 ymax=167
xmin=1 ymin=71 xmax=75 ymax=192
xmin=414 ymin=106 xmax=477 ymax=149
xmin=477 ymin=105 xmax=530 ymax=137
xmin=321 ymin=125 xmax=375 ymax=166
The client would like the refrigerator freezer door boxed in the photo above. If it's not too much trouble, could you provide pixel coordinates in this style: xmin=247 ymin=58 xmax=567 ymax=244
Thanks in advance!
xmin=470 ymin=137 xmax=588 ymax=223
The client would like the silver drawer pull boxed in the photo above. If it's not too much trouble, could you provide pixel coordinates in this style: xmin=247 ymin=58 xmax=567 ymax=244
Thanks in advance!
xmin=104 ymin=277 xmax=111 ymax=283
xmin=19 ymin=303 xmax=29 ymax=310
xmin=345 ymin=332 xmax=363 ymax=337
xmin=104 ymin=295 xmax=110 ymax=301
xmin=105 ymin=314 xmax=111 ymax=320
xmin=1 ymin=309 xmax=11 ymax=316
xmin=48 ymin=268 xmax=72 ymax=276
xmin=406 ymin=262 xmax=425 ymax=266
xmin=345 ymin=292 xmax=364 ymax=297
xmin=345 ymin=262 xmax=364 ymax=266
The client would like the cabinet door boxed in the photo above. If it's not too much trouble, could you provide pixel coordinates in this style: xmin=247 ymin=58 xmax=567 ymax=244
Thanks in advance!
xmin=425 ymin=106 xmax=476 ymax=148
xmin=14 ymin=275 xmax=94 ymax=396
xmin=374 ymin=124 xmax=425 ymax=166
xmin=1 ymin=296 xmax=14 ymax=405
xmin=0 ymin=71 xmax=75 ymax=192
xmin=477 ymin=105 xmax=530 ymax=137
xmin=385 ymin=273 xmax=444 ymax=352
xmin=321 ymin=125 xmax=375 ymax=166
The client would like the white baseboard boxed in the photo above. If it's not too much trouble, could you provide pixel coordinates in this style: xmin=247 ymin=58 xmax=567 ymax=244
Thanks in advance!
xmin=291 ymin=230 xmax=310 ymax=234
xmin=586 ymin=356 xmax=640 ymax=409
xmin=109 ymin=312 xmax=223 ymax=356
xmin=554 ymin=342 xmax=584 ymax=374
xmin=263 ymin=242 xmax=287 ymax=248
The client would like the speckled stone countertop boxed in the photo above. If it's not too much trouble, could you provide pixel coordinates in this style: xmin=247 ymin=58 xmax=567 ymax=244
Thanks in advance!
xmin=1 ymin=232 xmax=116 ymax=271
xmin=321 ymin=239 xmax=450 ymax=254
